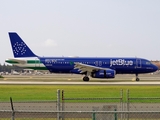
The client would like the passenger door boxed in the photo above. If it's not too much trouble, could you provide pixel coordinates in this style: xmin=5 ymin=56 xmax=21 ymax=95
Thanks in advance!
xmin=136 ymin=59 xmax=141 ymax=68
xmin=35 ymin=58 xmax=40 ymax=68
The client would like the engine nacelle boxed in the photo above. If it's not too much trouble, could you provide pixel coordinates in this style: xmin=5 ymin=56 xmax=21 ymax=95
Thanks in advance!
xmin=91 ymin=69 xmax=115 ymax=78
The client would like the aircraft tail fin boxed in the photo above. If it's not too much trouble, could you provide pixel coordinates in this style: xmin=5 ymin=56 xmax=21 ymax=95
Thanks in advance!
xmin=9 ymin=32 xmax=37 ymax=58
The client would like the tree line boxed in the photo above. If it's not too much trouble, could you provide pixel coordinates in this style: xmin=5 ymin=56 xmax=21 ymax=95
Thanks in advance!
xmin=0 ymin=64 xmax=23 ymax=73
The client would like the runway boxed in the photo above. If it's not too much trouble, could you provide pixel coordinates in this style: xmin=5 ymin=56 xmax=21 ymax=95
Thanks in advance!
xmin=0 ymin=74 xmax=160 ymax=85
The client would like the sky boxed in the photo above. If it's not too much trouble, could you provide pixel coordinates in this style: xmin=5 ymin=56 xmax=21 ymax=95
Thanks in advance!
xmin=0 ymin=0 xmax=160 ymax=64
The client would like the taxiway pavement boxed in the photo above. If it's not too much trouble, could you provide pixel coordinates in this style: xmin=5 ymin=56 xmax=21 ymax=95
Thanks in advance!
xmin=0 ymin=74 xmax=160 ymax=85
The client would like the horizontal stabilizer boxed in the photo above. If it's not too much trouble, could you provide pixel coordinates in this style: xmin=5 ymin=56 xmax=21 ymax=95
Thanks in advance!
xmin=5 ymin=58 xmax=27 ymax=64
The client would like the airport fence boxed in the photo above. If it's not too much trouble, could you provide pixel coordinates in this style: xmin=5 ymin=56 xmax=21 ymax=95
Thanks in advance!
xmin=0 ymin=89 xmax=160 ymax=119
xmin=1 ymin=111 xmax=160 ymax=120
xmin=126 ymin=89 xmax=160 ymax=111
xmin=61 ymin=89 xmax=123 ymax=111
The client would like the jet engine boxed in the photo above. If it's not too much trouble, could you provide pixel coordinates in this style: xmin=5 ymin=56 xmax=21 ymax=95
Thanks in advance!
xmin=91 ymin=69 xmax=115 ymax=78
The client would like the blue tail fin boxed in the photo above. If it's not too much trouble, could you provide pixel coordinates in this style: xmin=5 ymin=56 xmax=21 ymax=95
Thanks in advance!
xmin=9 ymin=32 xmax=37 ymax=58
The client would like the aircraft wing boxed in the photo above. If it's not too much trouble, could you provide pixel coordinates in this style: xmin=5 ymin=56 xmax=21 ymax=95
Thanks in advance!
xmin=6 ymin=58 xmax=27 ymax=64
xmin=74 ymin=62 xmax=112 ymax=73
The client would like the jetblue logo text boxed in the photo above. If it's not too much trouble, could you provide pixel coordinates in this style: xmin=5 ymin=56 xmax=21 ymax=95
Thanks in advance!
xmin=110 ymin=59 xmax=133 ymax=67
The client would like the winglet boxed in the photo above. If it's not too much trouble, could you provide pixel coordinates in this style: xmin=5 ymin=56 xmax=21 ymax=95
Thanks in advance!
xmin=9 ymin=32 xmax=37 ymax=58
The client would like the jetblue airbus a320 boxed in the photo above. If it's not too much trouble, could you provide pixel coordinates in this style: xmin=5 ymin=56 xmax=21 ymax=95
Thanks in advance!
xmin=5 ymin=32 xmax=158 ymax=81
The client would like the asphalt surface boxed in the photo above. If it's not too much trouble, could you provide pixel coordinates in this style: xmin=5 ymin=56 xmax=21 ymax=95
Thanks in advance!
xmin=0 ymin=73 xmax=160 ymax=85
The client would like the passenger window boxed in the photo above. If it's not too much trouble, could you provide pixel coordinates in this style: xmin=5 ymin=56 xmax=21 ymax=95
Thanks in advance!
xmin=146 ymin=62 xmax=151 ymax=65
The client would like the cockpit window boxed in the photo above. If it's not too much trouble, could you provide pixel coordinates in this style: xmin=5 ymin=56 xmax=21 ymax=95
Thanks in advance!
xmin=146 ymin=62 xmax=151 ymax=65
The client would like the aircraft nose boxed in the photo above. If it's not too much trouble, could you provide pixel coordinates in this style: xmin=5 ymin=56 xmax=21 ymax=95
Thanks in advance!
xmin=153 ymin=64 xmax=158 ymax=72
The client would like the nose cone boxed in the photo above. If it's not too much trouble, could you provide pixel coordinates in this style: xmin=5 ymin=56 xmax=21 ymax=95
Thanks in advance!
xmin=153 ymin=64 xmax=158 ymax=72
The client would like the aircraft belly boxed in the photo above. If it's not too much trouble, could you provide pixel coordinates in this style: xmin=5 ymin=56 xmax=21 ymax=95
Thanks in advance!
xmin=116 ymin=67 xmax=153 ymax=74
xmin=46 ymin=65 xmax=73 ymax=73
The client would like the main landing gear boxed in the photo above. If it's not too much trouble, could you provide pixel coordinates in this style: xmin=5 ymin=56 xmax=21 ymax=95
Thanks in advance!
xmin=136 ymin=74 xmax=140 ymax=81
xmin=83 ymin=76 xmax=90 ymax=81
xmin=83 ymin=72 xmax=90 ymax=81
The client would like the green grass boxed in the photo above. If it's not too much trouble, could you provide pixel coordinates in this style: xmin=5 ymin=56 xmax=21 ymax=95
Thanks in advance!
xmin=0 ymin=75 xmax=4 ymax=78
xmin=0 ymin=85 xmax=160 ymax=102
xmin=0 ymin=118 xmax=91 ymax=120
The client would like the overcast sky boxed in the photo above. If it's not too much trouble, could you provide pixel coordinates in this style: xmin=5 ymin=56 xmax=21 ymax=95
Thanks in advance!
xmin=0 ymin=0 xmax=160 ymax=64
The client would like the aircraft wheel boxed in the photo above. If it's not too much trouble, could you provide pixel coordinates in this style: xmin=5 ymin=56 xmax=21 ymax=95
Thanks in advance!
xmin=136 ymin=78 xmax=140 ymax=81
xmin=83 ymin=76 xmax=89 ymax=81
xmin=135 ymin=73 xmax=140 ymax=81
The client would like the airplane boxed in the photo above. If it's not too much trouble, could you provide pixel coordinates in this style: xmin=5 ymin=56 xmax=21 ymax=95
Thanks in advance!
xmin=5 ymin=32 xmax=158 ymax=81
xmin=11 ymin=70 xmax=20 ymax=75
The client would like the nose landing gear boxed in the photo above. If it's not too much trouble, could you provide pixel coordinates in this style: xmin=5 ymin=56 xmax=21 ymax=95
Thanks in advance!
xmin=136 ymin=74 xmax=140 ymax=81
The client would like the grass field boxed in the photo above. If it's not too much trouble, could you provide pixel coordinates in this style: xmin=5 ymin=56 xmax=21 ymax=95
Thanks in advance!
xmin=0 ymin=85 xmax=160 ymax=102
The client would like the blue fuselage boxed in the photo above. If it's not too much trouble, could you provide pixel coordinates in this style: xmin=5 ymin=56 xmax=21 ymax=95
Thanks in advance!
xmin=38 ymin=57 xmax=158 ymax=74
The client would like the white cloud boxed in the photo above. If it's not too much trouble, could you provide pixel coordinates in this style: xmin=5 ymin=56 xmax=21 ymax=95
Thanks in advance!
xmin=42 ymin=39 xmax=58 ymax=47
